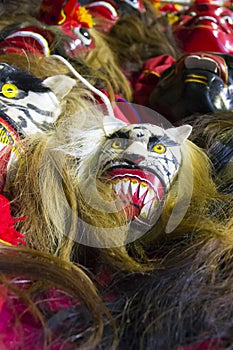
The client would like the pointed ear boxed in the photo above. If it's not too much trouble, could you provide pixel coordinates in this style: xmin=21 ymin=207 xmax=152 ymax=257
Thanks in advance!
xmin=166 ymin=124 xmax=192 ymax=144
xmin=43 ymin=75 xmax=77 ymax=100
xmin=103 ymin=115 xmax=128 ymax=135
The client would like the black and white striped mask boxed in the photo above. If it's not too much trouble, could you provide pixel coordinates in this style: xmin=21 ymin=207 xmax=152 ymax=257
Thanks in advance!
xmin=0 ymin=63 xmax=61 ymax=137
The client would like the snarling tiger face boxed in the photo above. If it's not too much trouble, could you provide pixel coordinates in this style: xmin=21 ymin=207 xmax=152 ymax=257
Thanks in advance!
xmin=0 ymin=63 xmax=61 ymax=137
xmin=94 ymin=122 xmax=192 ymax=229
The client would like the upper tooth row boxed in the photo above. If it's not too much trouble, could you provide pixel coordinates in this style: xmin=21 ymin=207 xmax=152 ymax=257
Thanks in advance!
xmin=110 ymin=178 xmax=156 ymax=203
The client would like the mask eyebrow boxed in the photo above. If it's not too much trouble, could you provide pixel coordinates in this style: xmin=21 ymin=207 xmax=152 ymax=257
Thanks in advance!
xmin=1 ymin=68 xmax=50 ymax=93
xmin=149 ymin=134 xmax=179 ymax=147
xmin=148 ymin=135 xmax=161 ymax=144
xmin=107 ymin=131 xmax=130 ymax=140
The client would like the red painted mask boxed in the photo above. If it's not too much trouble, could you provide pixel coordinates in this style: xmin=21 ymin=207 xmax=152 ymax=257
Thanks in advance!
xmin=172 ymin=0 xmax=233 ymax=54
xmin=38 ymin=0 xmax=95 ymax=56
xmin=85 ymin=0 xmax=120 ymax=32
xmin=85 ymin=0 xmax=145 ymax=32
xmin=0 ymin=0 xmax=95 ymax=57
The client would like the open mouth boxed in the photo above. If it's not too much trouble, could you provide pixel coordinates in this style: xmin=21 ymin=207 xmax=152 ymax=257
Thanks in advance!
xmin=186 ymin=16 xmax=229 ymax=33
xmin=184 ymin=54 xmax=228 ymax=85
xmin=195 ymin=16 xmax=218 ymax=24
xmin=103 ymin=167 xmax=166 ymax=227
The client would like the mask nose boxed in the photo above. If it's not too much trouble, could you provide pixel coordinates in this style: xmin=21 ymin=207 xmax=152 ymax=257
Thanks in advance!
xmin=122 ymin=141 xmax=148 ymax=164
xmin=123 ymin=153 xmax=145 ymax=164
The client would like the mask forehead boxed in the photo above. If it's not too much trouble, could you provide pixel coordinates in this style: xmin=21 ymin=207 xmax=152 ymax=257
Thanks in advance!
xmin=124 ymin=123 xmax=164 ymax=136
xmin=117 ymin=123 xmax=189 ymax=145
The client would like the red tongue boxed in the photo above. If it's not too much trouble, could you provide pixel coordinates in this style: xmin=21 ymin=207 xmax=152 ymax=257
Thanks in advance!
xmin=104 ymin=168 xmax=166 ymax=222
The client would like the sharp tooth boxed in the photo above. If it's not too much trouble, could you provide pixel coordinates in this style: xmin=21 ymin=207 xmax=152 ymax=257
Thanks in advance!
xmin=143 ymin=189 xmax=155 ymax=204
xmin=122 ymin=179 xmax=130 ymax=194
xmin=140 ymin=211 xmax=148 ymax=219
xmin=133 ymin=216 xmax=152 ymax=227
xmin=139 ymin=182 xmax=148 ymax=198
xmin=130 ymin=179 xmax=139 ymax=195
xmin=140 ymin=201 xmax=153 ymax=219
xmin=113 ymin=180 xmax=121 ymax=194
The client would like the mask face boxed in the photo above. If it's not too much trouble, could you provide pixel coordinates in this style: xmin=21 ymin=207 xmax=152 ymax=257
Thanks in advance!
xmin=0 ymin=63 xmax=62 ymax=191
xmin=149 ymin=52 xmax=233 ymax=122
xmin=0 ymin=63 xmax=61 ymax=137
xmin=38 ymin=0 xmax=95 ymax=56
xmin=172 ymin=2 xmax=233 ymax=54
xmin=96 ymin=122 xmax=191 ymax=229
xmin=0 ymin=64 xmax=77 ymax=192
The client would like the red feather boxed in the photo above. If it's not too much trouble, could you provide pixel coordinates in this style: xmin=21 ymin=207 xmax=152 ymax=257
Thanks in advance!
xmin=0 ymin=194 xmax=26 ymax=246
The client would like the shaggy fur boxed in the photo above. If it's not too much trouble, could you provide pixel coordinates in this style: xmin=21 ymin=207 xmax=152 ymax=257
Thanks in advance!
xmin=9 ymin=96 xmax=233 ymax=273
xmin=182 ymin=111 xmax=233 ymax=194
xmin=106 ymin=0 xmax=181 ymax=77
xmin=0 ymin=0 xmax=41 ymax=18
xmin=105 ymin=230 xmax=233 ymax=349
xmin=7 ymin=101 xmax=233 ymax=350
xmin=0 ymin=244 xmax=116 ymax=349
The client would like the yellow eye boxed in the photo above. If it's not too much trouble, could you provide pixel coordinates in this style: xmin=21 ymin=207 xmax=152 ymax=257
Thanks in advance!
xmin=112 ymin=140 xmax=123 ymax=149
xmin=2 ymin=83 xmax=18 ymax=98
xmin=152 ymin=144 xmax=166 ymax=153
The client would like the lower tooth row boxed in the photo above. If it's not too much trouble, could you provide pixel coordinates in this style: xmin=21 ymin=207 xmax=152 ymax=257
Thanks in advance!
xmin=140 ymin=200 xmax=155 ymax=219
xmin=109 ymin=180 xmax=159 ymax=221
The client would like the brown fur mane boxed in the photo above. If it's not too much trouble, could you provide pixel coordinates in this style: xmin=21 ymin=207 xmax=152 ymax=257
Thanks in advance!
xmin=9 ymin=105 xmax=233 ymax=276
xmin=106 ymin=4 xmax=181 ymax=74
xmin=182 ymin=111 xmax=233 ymax=193
xmin=0 ymin=243 xmax=116 ymax=349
